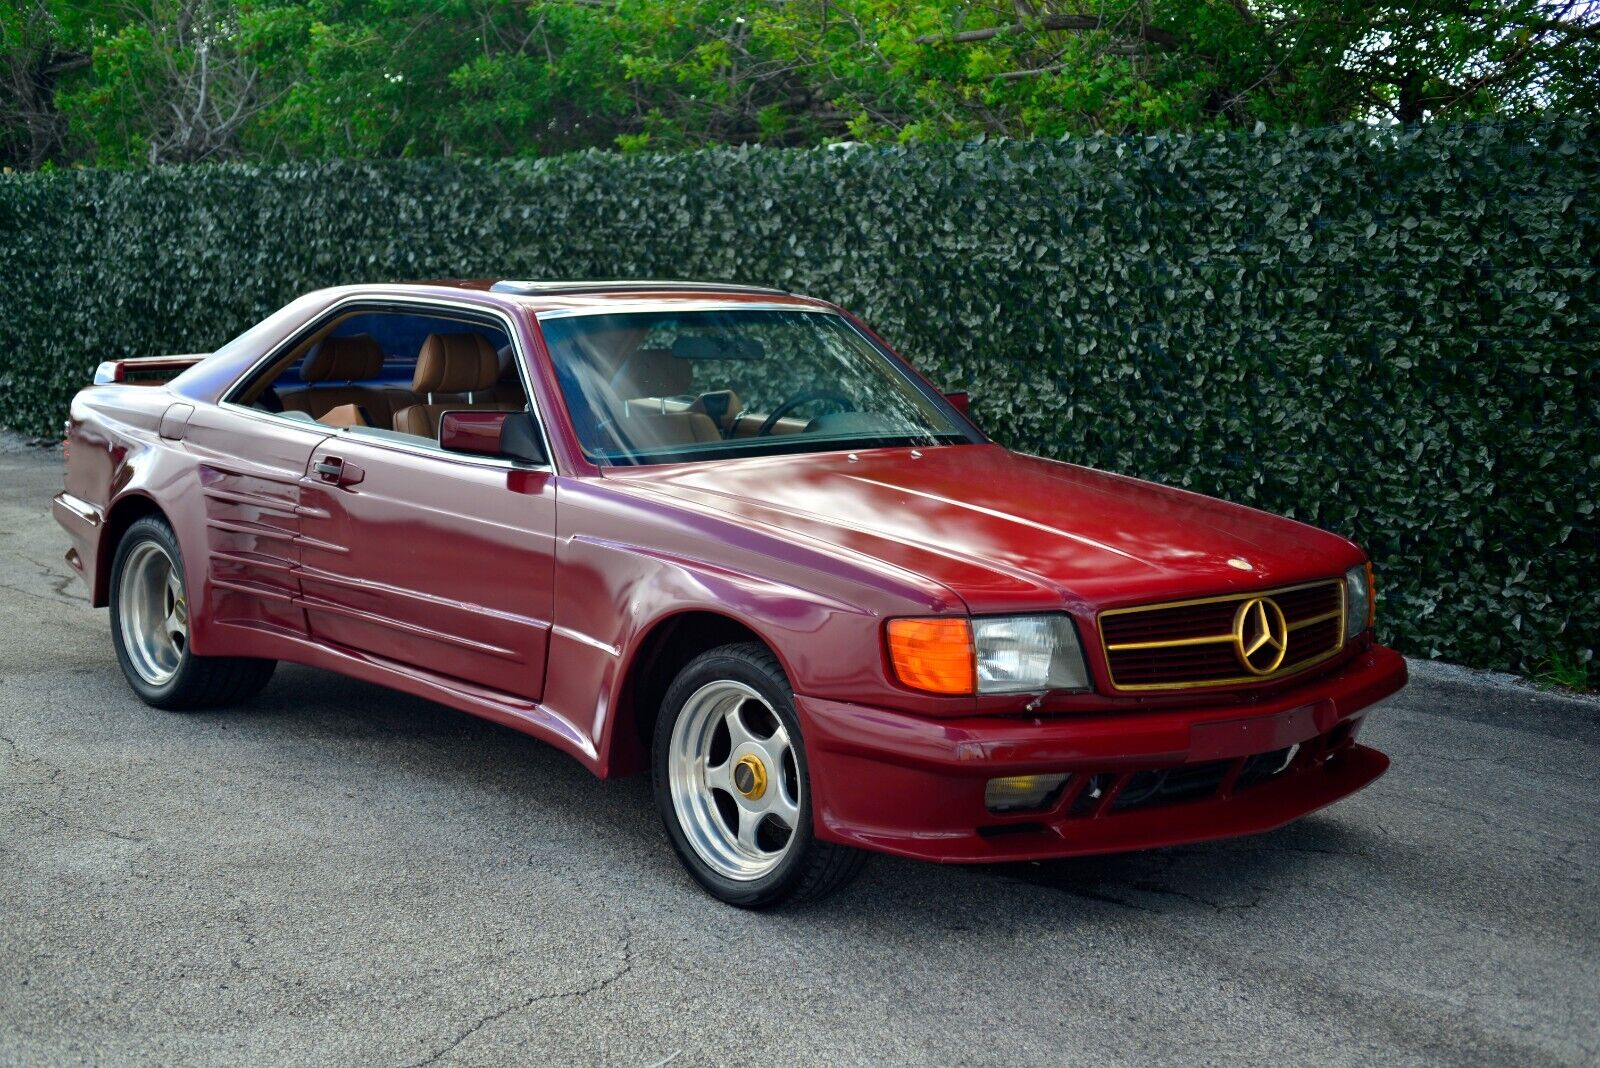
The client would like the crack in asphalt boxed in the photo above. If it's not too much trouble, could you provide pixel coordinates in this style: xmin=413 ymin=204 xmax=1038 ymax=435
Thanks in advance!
xmin=1257 ymin=842 xmax=1369 ymax=857
xmin=7 ymin=797 xmax=148 ymax=844
xmin=1401 ymin=792 xmax=1591 ymax=849
xmin=1045 ymin=885 xmax=1159 ymax=913
xmin=1129 ymin=880 xmax=1266 ymax=912
xmin=0 ymin=580 xmax=83 ymax=609
xmin=2 ymin=735 xmax=147 ymax=844
xmin=0 ymin=732 xmax=66 ymax=788
xmin=1399 ymin=748 xmax=1598 ymax=786
xmin=397 ymin=929 xmax=638 ymax=1068
xmin=16 ymin=552 xmax=84 ymax=604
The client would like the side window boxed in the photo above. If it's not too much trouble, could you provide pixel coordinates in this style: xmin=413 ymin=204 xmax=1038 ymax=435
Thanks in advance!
xmin=247 ymin=309 xmax=525 ymax=445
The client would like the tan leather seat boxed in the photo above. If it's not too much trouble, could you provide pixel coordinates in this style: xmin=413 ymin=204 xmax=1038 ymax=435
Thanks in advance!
xmin=394 ymin=333 xmax=523 ymax=439
xmin=619 ymin=411 xmax=723 ymax=447
xmin=729 ymin=412 xmax=808 ymax=437
xmin=616 ymin=348 xmax=747 ymax=436
xmin=281 ymin=335 xmax=414 ymax=428
xmin=319 ymin=403 xmax=369 ymax=429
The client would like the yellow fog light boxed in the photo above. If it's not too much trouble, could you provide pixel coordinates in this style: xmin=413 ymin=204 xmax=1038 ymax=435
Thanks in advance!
xmin=984 ymin=773 xmax=1070 ymax=814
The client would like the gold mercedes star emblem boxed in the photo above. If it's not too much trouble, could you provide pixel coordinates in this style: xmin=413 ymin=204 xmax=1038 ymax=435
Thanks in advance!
xmin=1232 ymin=596 xmax=1289 ymax=675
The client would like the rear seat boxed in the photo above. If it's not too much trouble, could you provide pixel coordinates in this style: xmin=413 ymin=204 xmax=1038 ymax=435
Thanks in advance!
xmin=393 ymin=333 xmax=524 ymax=440
xmin=281 ymin=335 xmax=415 ymax=428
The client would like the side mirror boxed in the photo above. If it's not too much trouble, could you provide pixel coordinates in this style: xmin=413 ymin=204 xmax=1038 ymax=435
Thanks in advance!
xmin=942 ymin=390 xmax=971 ymax=418
xmin=439 ymin=410 xmax=547 ymax=465
xmin=498 ymin=410 xmax=548 ymax=464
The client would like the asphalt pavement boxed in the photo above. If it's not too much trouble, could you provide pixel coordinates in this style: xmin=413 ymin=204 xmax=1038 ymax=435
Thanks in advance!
xmin=1 ymin=435 xmax=1596 ymax=1067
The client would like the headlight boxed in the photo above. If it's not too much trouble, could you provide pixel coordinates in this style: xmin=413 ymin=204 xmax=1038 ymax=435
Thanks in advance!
xmin=886 ymin=614 xmax=1090 ymax=695
xmin=1344 ymin=563 xmax=1375 ymax=641
xmin=973 ymin=615 xmax=1091 ymax=693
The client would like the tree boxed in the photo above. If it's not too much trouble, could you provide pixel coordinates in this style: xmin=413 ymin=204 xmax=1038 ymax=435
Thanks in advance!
xmin=0 ymin=0 xmax=88 ymax=167
xmin=56 ymin=0 xmax=269 ymax=164
xmin=3 ymin=0 xmax=1596 ymax=169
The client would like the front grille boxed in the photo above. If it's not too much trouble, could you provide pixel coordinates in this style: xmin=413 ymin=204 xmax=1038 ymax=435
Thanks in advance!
xmin=1099 ymin=580 xmax=1345 ymax=691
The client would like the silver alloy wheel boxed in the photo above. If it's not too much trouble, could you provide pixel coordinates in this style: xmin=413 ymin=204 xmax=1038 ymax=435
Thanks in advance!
xmin=118 ymin=540 xmax=188 ymax=686
xmin=668 ymin=679 xmax=802 ymax=881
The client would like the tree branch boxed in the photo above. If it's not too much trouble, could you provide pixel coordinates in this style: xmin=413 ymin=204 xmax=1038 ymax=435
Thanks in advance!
xmin=915 ymin=13 xmax=1177 ymax=49
xmin=38 ymin=52 xmax=91 ymax=77
xmin=992 ymin=62 xmax=1065 ymax=80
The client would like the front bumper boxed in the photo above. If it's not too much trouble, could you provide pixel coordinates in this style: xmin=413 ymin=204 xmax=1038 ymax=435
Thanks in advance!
xmin=800 ymin=643 xmax=1406 ymax=863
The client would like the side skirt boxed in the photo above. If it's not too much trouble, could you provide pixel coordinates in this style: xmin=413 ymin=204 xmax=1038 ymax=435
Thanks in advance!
xmin=209 ymin=620 xmax=607 ymax=776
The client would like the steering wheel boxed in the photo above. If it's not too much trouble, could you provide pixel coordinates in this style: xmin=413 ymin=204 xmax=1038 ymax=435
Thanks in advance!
xmin=756 ymin=389 xmax=855 ymax=437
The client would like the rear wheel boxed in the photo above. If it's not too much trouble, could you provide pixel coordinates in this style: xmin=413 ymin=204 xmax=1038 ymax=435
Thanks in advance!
xmin=652 ymin=642 xmax=866 ymax=907
xmin=110 ymin=515 xmax=275 ymax=710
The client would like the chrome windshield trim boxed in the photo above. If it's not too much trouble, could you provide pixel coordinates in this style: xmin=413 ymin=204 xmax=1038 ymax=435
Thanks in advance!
xmin=533 ymin=301 xmax=833 ymax=320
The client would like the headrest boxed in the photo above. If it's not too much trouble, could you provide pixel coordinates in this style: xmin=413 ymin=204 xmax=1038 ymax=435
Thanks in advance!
xmin=619 ymin=347 xmax=692 ymax=398
xmin=690 ymin=388 xmax=740 ymax=429
xmin=413 ymin=333 xmax=500 ymax=395
xmin=303 ymin=334 xmax=383 ymax=383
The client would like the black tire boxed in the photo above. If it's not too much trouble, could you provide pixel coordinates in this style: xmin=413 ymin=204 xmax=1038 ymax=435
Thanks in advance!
xmin=108 ymin=515 xmax=276 ymax=711
xmin=652 ymin=642 xmax=866 ymax=908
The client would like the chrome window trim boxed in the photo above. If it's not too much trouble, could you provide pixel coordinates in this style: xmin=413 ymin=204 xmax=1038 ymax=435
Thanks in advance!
xmin=327 ymin=423 xmax=555 ymax=474
xmin=217 ymin=294 xmax=556 ymax=475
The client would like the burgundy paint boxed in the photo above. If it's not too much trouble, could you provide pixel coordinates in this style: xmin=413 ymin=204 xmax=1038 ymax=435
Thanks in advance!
xmin=439 ymin=410 xmax=511 ymax=457
xmin=54 ymin=281 xmax=1406 ymax=863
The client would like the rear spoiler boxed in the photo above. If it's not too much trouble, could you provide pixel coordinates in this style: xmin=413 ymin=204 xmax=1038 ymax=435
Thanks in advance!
xmin=93 ymin=353 xmax=208 ymax=386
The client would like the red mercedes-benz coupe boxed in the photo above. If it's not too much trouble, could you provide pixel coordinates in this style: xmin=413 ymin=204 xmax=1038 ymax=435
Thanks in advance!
xmin=55 ymin=280 xmax=1406 ymax=906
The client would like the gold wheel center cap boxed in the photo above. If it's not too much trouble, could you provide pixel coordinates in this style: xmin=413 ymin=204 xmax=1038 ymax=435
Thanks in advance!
xmin=732 ymin=755 xmax=768 ymax=800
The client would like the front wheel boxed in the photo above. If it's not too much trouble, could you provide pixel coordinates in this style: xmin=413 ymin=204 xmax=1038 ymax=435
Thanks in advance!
xmin=652 ymin=643 xmax=866 ymax=907
xmin=109 ymin=515 xmax=276 ymax=710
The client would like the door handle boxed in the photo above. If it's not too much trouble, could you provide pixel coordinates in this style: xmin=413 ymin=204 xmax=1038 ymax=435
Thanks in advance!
xmin=313 ymin=457 xmax=364 ymax=487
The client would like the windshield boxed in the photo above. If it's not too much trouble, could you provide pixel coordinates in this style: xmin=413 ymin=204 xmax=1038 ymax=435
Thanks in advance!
xmin=539 ymin=307 xmax=978 ymax=466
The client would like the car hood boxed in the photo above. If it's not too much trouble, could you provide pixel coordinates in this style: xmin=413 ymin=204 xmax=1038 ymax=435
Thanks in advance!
xmin=605 ymin=443 xmax=1364 ymax=614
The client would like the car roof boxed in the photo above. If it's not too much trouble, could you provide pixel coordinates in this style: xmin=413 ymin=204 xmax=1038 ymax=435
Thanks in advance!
xmin=388 ymin=279 xmax=831 ymax=315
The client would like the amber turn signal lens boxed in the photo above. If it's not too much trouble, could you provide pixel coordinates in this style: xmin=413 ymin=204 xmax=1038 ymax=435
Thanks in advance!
xmin=886 ymin=618 xmax=975 ymax=695
xmin=1365 ymin=561 xmax=1377 ymax=629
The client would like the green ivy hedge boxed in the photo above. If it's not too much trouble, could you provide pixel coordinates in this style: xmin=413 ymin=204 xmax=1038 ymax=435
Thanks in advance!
xmin=2 ymin=122 xmax=1595 ymax=677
